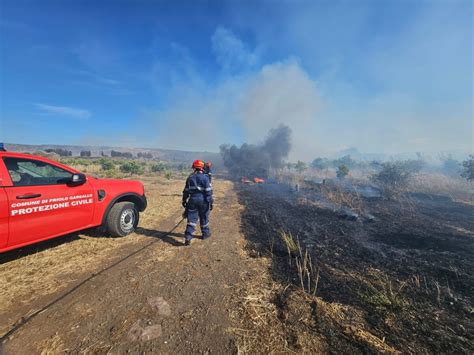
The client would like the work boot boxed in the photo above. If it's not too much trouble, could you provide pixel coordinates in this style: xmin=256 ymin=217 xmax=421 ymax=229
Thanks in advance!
xmin=184 ymin=239 xmax=191 ymax=246
xmin=202 ymin=233 xmax=211 ymax=240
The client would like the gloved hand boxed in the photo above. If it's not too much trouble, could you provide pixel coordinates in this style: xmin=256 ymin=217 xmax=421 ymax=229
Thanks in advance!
xmin=209 ymin=202 xmax=213 ymax=211
xmin=182 ymin=200 xmax=187 ymax=208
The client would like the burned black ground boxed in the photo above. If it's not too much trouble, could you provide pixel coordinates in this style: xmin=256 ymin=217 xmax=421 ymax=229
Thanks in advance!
xmin=237 ymin=182 xmax=474 ymax=353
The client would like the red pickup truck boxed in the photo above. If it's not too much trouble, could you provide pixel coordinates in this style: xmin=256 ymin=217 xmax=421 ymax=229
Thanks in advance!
xmin=0 ymin=148 xmax=147 ymax=253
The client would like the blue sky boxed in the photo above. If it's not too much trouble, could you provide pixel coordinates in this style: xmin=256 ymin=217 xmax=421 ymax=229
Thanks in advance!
xmin=0 ymin=0 xmax=472 ymax=158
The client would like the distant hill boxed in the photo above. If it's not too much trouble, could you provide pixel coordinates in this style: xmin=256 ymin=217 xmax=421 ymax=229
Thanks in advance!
xmin=4 ymin=143 xmax=222 ymax=165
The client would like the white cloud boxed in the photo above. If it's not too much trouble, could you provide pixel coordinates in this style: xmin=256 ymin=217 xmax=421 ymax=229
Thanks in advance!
xmin=35 ymin=104 xmax=91 ymax=119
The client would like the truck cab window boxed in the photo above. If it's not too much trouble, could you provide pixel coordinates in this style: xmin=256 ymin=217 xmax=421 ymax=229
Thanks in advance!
xmin=4 ymin=157 xmax=73 ymax=186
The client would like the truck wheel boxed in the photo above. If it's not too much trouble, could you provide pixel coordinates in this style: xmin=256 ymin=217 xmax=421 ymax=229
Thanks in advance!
xmin=106 ymin=202 xmax=139 ymax=237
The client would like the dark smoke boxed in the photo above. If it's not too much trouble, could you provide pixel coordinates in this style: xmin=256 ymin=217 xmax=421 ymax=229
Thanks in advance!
xmin=220 ymin=125 xmax=292 ymax=178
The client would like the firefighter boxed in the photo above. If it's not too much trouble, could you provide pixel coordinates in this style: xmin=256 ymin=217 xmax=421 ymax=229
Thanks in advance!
xmin=182 ymin=160 xmax=213 ymax=246
xmin=204 ymin=161 xmax=213 ymax=184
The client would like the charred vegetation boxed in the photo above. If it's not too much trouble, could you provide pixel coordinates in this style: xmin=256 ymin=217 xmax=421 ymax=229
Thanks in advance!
xmin=235 ymin=179 xmax=473 ymax=353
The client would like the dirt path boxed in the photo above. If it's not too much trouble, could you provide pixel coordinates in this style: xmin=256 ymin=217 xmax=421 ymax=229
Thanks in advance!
xmin=1 ymin=180 xmax=246 ymax=354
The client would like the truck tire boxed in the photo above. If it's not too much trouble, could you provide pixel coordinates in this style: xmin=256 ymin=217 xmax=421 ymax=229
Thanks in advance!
xmin=106 ymin=201 xmax=139 ymax=237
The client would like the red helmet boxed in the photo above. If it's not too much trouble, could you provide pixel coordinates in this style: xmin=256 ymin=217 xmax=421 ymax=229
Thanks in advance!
xmin=205 ymin=161 xmax=212 ymax=168
xmin=192 ymin=160 xmax=205 ymax=170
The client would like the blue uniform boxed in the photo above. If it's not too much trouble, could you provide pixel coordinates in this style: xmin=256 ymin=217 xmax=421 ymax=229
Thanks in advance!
xmin=203 ymin=166 xmax=212 ymax=184
xmin=182 ymin=171 xmax=213 ymax=241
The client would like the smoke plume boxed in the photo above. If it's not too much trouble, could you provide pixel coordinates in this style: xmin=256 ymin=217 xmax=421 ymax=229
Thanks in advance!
xmin=220 ymin=125 xmax=291 ymax=178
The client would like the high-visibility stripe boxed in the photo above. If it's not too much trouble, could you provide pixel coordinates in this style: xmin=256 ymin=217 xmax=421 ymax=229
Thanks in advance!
xmin=187 ymin=222 xmax=197 ymax=227
xmin=187 ymin=186 xmax=201 ymax=190
xmin=186 ymin=186 xmax=212 ymax=192
xmin=201 ymin=223 xmax=210 ymax=228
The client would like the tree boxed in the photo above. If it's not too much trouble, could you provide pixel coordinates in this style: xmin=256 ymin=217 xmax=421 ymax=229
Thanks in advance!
xmin=111 ymin=150 xmax=133 ymax=158
xmin=461 ymin=155 xmax=474 ymax=182
xmin=295 ymin=160 xmax=307 ymax=173
xmin=311 ymin=157 xmax=329 ymax=170
xmin=80 ymin=150 xmax=91 ymax=157
xmin=336 ymin=165 xmax=349 ymax=179
xmin=333 ymin=155 xmax=355 ymax=168
xmin=120 ymin=161 xmax=144 ymax=175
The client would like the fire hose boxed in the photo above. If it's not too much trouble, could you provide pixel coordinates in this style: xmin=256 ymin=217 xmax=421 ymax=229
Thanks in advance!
xmin=0 ymin=215 xmax=186 ymax=344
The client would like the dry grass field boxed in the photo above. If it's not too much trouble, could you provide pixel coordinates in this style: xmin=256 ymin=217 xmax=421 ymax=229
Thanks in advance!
xmin=0 ymin=175 xmax=184 ymax=336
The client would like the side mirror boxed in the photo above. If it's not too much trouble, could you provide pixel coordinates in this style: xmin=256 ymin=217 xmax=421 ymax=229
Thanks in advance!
xmin=69 ymin=173 xmax=87 ymax=186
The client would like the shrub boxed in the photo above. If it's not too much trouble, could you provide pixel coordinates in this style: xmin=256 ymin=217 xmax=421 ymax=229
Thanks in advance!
xmin=104 ymin=170 xmax=120 ymax=178
xmin=99 ymin=158 xmax=115 ymax=171
xmin=151 ymin=162 xmax=167 ymax=172
xmin=336 ymin=165 xmax=349 ymax=179
xmin=176 ymin=163 xmax=188 ymax=172
xmin=371 ymin=161 xmax=413 ymax=197
xmin=461 ymin=155 xmax=474 ymax=182
xmin=74 ymin=158 xmax=93 ymax=166
xmin=120 ymin=161 xmax=144 ymax=175
xmin=164 ymin=170 xmax=173 ymax=180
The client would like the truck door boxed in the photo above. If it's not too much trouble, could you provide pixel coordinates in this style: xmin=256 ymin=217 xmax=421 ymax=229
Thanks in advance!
xmin=0 ymin=189 xmax=8 ymax=249
xmin=3 ymin=157 xmax=95 ymax=248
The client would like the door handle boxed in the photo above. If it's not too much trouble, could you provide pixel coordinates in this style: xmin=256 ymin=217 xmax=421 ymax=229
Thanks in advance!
xmin=16 ymin=194 xmax=42 ymax=199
